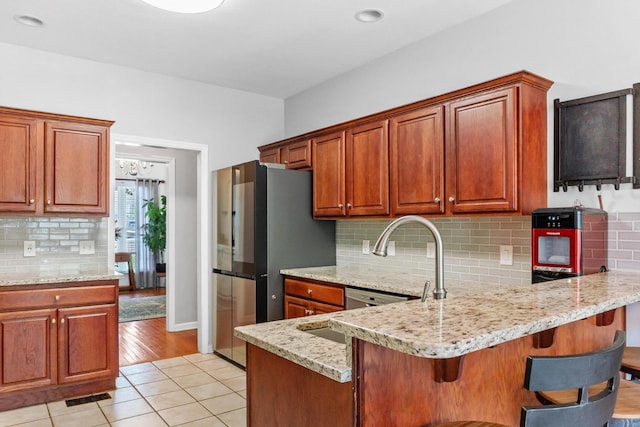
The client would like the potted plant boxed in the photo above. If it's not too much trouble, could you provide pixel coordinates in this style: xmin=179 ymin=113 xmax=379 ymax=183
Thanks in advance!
xmin=142 ymin=195 xmax=166 ymax=273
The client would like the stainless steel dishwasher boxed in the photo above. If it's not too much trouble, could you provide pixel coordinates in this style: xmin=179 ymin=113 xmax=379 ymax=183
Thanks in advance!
xmin=345 ymin=287 xmax=409 ymax=309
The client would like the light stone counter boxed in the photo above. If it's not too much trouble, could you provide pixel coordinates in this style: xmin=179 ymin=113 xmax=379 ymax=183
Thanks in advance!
xmin=235 ymin=270 xmax=640 ymax=384
xmin=0 ymin=271 xmax=122 ymax=286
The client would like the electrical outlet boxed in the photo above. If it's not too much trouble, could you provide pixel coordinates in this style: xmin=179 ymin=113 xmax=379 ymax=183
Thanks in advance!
xmin=362 ymin=240 xmax=370 ymax=254
xmin=426 ymin=242 xmax=436 ymax=259
xmin=500 ymin=245 xmax=513 ymax=266
xmin=387 ymin=241 xmax=396 ymax=256
xmin=24 ymin=241 xmax=36 ymax=257
xmin=79 ymin=240 xmax=95 ymax=255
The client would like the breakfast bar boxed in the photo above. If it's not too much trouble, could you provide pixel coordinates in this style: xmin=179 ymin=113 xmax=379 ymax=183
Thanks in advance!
xmin=235 ymin=270 xmax=640 ymax=426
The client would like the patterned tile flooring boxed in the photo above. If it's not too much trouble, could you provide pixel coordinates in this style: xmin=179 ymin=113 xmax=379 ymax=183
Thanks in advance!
xmin=0 ymin=353 xmax=246 ymax=427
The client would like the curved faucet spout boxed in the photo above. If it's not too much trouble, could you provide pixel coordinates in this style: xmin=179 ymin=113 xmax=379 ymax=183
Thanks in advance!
xmin=372 ymin=215 xmax=446 ymax=301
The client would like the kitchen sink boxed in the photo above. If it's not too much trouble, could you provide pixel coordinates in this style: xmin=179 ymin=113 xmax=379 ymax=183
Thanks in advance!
xmin=300 ymin=326 xmax=346 ymax=344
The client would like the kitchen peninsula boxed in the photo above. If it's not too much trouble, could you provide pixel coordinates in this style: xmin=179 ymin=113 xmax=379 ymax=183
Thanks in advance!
xmin=235 ymin=268 xmax=640 ymax=426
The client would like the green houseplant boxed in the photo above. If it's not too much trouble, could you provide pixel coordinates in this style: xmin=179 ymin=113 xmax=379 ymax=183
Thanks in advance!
xmin=142 ymin=195 xmax=166 ymax=273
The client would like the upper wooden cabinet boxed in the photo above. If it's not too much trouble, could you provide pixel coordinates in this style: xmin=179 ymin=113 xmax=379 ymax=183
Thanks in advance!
xmin=0 ymin=107 xmax=113 ymax=216
xmin=258 ymin=138 xmax=312 ymax=170
xmin=259 ymin=71 xmax=553 ymax=218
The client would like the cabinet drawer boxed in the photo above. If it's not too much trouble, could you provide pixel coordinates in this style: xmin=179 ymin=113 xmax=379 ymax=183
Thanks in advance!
xmin=285 ymin=278 xmax=344 ymax=307
xmin=0 ymin=285 xmax=117 ymax=312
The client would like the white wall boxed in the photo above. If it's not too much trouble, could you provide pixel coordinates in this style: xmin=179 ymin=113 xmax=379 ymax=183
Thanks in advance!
xmin=284 ymin=0 xmax=640 ymax=213
xmin=0 ymin=42 xmax=284 ymax=169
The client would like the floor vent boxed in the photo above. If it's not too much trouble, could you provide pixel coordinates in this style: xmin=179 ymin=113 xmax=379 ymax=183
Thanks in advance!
xmin=65 ymin=392 xmax=111 ymax=407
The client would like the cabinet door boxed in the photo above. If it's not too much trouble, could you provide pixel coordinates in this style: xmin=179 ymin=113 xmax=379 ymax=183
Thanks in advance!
xmin=0 ymin=115 xmax=38 ymax=213
xmin=58 ymin=304 xmax=118 ymax=384
xmin=44 ymin=121 xmax=109 ymax=215
xmin=284 ymin=295 xmax=309 ymax=319
xmin=390 ymin=106 xmax=445 ymax=215
xmin=446 ymin=87 xmax=518 ymax=214
xmin=282 ymin=139 xmax=312 ymax=170
xmin=259 ymin=147 xmax=280 ymax=164
xmin=313 ymin=131 xmax=346 ymax=217
xmin=346 ymin=120 xmax=389 ymax=216
xmin=0 ymin=309 xmax=57 ymax=393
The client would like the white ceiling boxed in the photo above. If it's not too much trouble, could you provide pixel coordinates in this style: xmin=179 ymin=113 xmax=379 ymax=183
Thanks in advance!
xmin=0 ymin=0 xmax=511 ymax=99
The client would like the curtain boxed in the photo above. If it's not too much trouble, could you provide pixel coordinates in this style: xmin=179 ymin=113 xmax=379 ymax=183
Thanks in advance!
xmin=135 ymin=179 xmax=161 ymax=288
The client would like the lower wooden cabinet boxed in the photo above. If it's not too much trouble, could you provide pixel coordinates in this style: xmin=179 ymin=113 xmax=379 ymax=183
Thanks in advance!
xmin=0 ymin=280 xmax=118 ymax=410
xmin=284 ymin=278 xmax=344 ymax=319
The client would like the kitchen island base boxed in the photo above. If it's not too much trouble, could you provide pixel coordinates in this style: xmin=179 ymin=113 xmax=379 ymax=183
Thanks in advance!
xmin=246 ymin=344 xmax=352 ymax=427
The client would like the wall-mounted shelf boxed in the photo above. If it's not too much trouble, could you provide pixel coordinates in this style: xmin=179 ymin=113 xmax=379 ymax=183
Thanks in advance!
xmin=554 ymin=86 xmax=638 ymax=191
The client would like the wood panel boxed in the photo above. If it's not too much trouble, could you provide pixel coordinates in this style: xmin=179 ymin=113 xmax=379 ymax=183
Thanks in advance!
xmin=44 ymin=120 xmax=109 ymax=215
xmin=390 ymin=106 xmax=445 ymax=215
xmin=247 ymin=343 xmax=352 ymax=427
xmin=353 ymin=308 xmax=624 ymax=427
xmin=313 ymin=131 xmax=346 ymax=217
xmin=0 ymin=114 xmax=38 ymax=213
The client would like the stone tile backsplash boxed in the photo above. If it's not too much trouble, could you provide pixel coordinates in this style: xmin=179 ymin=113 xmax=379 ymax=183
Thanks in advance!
xmin=336 ymin=213 xmax=640 ymax=286
xmin=0 ymin=217 xmax=109 ymax=277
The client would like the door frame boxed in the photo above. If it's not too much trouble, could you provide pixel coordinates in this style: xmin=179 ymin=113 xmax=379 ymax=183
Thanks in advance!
xmin=111 ymin=133 xmax=211 ymax=353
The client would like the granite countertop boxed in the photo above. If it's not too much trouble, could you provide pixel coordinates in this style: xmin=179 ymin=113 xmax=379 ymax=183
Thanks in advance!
xmin=235 ymin=269 xmax=640 ymax=383
xmin=0 ymin=271 xmax=122 ymax=287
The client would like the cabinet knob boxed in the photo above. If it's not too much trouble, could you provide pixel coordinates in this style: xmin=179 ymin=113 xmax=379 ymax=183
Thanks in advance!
xmin=347 ymin=203 xmax=352 ymax=208
xmin=29 ymin=199 xmax=35 ymax=205
xmin=284 ymin=160 xmax=289 ymax=164
xmin=47 ymin=199 xmax=52 ymax=206
xmin=307 ymin=289 xmax=312 ymax=295
xmin=51 ymin=318 xmax=56 ymax=324
xmin=60 ymin=318 xmax=65 ymax=324
xmin=55 ymin=295 xmax=60 ymax=301
xmin=448 ymin=196 xmax=456 ymax=203
xmin=338 ymin=203 xmax=343 ymax=209
xmin=434 ymin=197 xmax=441 ymax=203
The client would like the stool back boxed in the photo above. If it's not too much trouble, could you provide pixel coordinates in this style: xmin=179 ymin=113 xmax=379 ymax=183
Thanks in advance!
xmin=521 ymin=330 xmax=625 ymax=427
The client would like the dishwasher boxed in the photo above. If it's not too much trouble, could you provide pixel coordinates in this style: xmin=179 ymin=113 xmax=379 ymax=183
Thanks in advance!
xmin=345 ymin=287 xmax=409 ymax=309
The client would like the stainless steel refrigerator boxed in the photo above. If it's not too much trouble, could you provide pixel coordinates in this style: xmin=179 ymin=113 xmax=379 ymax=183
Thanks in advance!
xmin=212 ymin=160 xmax=335 ymax=367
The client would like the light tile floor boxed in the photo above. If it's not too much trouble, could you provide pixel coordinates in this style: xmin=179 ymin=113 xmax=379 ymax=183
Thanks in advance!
xmin=0 ymin=353 xmax=247 ymax=427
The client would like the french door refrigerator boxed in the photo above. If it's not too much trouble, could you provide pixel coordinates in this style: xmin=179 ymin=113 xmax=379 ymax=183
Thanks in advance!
xmin=213 ymin=160 xmax=335 ymax=367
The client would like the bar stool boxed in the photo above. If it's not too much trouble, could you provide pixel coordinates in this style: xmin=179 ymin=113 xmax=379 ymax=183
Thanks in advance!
xmin=115 ymin=252 xmax=136 ymax=292
xmin=622 ymin=347 xmax=640 ymax=379
xmin=437 ymin=330 xmax=626 ymax=427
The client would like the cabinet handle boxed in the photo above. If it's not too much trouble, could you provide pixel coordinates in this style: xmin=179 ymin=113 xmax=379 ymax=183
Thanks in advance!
xmin=51 ymin=318 xmax=56 ymax=324
xmin=347 ymin=203 xmax=352 ymax=208
xmin=338 ymin=203 xmax=343 ymax=209
xmin=448 ymin=196 xmax=456 ymax=203
xmin=55 ymin=295 xmax=60 ymax=301
xmin=307 ymin=289 xmax=312 ymax=295
xmin=434 ymin=197 xmax=441 ymax=203
xmin=29 ymin=199 xmax=35 ymax=205
xmin=47 ymin=199 xmax=52 ymax=206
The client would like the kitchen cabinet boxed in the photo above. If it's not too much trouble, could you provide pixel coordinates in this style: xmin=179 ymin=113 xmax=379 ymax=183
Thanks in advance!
xmin=0 ymin=280 xmax=119 ymax=411
xmin=0 ymin=107 xmax=112 ymax=216
xmin=390 ymin=106 xmax=445 ymax=215
xmin=313 ymin=120 xmax=389 ymax=218
xmin=284 ymin=278 xmax=344 ymax=319
xmin=258 ymin=139 xmax=312 ymax=170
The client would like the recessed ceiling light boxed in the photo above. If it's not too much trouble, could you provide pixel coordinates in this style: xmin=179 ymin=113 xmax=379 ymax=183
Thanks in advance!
xmin=140 ymin=0 xmax=225 ymax=14
xmin=355 ymin=9 xmax=384 ymax=23
xmin=14 ymin=15 xmax=44 ymax=27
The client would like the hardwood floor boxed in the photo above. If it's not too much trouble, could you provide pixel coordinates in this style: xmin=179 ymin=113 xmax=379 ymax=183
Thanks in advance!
xmin=119 ymin=288 xmax=199 ymax=366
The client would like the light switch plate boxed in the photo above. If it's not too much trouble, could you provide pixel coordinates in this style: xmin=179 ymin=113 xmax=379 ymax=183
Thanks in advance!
xmin=24 ymin=241 xmax=36 ymax=257
xmin=362 ymin=240 xmax=370 ymax=254
xmin=426 ymin=242 xmax=436 ymax=259
xmin=79 ymin=240 xmax=95 ymax=255
xmin=387 ymin=241 xmax=396 ymax=256
xmin=500 ymin=245 xmax=513 ymax=266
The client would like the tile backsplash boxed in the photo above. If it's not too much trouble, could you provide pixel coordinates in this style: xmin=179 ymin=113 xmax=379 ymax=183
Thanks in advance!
xmin=336 ymin=213 xmax=640 ymax=286
xmin=0 ymin=217 xmax=109 ymax=277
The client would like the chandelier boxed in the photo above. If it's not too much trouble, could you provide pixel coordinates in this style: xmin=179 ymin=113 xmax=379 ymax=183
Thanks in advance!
xmin=140 ymin=0 xmax=225 ymax=13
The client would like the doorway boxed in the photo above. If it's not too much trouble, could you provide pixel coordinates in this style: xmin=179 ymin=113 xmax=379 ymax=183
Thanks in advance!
xmin=111 ymin=134 xmax=210 ymax=356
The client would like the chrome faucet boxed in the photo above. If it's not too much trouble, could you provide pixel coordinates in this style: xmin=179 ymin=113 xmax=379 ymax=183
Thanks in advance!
xmin=372 ymin=215 xmax=446 ymax=302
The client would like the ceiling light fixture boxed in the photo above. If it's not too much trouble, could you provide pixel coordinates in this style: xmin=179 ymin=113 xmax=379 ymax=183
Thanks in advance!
xmin=14 ymin=15 xmax=44 ymax=27
xmin=140 ymin=0 xmax=225 ymax=14
xmin=355 ymin=9 xmax=384 ymax=23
